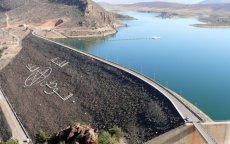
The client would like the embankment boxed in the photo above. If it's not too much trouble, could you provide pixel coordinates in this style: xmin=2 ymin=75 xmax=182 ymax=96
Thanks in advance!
xmin=0 ymin=33 xmax=184 ymax=143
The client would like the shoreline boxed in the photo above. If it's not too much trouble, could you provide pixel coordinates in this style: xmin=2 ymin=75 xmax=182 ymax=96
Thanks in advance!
xmin=35 ymin=25 xmax=121 ymax=39
xmin=191 ymin=23 xmax=230 ymax=28
xmin=109 ymin=10 xmax=230 ymax=29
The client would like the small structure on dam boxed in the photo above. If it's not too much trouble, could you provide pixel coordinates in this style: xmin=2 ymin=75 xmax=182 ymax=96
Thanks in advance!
xmin=0 ymin=34 xmax=185 ymax=143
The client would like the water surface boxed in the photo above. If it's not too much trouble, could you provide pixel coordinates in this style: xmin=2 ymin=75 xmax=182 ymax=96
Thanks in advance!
xmin=56 ymin=12 xmax=230 ymax=120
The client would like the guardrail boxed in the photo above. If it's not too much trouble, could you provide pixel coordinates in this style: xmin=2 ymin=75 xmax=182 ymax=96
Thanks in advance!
xmin=0 ymin=85 xmax=32 ymax=143
xmin=193 ymin=122 xmax=217 ymax=144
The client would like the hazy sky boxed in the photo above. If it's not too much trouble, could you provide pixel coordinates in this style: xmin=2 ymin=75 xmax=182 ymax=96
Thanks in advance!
xmin=94 ymin=0 xmax=203 ymax=4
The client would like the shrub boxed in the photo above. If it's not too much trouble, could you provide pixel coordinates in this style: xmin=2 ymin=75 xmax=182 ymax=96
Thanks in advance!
xmin=0 ymin=49 xmax=4 ymax=57
xmin=6 ymin=139 xmax=19 ymax=144
xmin=109 ymin=127 xmax=124 ymax=141
xmin=98 ymin=129 xmax=123 ymax=144
xmin=36 ymin=130 xmax=50 ymax=144
xmin=58 ymin=141 xmax=65 ymax=144
xmin=98 ymin=131 xmax=112 ymax=144
xmin=68 ymin=120 xmax=77 ymax=127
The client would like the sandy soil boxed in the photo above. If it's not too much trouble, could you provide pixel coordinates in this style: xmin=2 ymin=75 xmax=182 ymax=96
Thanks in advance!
xmin=0 ymin=34 xmax=184 ymax=143
xmin=0 ymin=27 xmax=20 ymax=71
xmin=0 ymin=27 xmax=30 ymax=71
xmin=0 ymin=12 xmax=30 ymax=71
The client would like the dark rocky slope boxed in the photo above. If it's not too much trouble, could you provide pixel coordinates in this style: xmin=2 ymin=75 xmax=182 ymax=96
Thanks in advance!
xmin=0 ymin=34 xmax=184 ymax=143
xmin=0 ymin=108 xmax=12 ymax=142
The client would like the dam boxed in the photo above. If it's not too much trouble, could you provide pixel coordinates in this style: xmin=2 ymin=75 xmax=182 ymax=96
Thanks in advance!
xmin=0 ymin=32 xmax=229 ymax=143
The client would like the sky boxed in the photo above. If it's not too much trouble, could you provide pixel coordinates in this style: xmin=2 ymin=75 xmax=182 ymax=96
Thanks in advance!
xmin=93 ymin=0 xmax=203 ymax=4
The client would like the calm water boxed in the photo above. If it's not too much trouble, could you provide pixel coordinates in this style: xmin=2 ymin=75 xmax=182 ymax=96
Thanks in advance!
xmin=56 ymin=12 xmax=230 ymax=120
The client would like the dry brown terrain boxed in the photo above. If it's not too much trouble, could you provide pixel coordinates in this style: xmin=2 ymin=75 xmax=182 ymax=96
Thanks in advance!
xmin=100 ymin=2 xmax=230 ymax=27
xmin=0 ymin=34 xmax=184 ymax=143
xmin=0 ymin=0 xmax=120 ymax=73
xmin=0 ymin=0 xmax=120 ymax=39
xmin=0 ymin=26 xmax=30 ymax=71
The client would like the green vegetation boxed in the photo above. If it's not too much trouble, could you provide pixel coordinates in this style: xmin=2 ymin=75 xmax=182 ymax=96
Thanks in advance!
xmin=98 ymin=131 xmax=117 ymax=144
xmin=5 ymin=139 xmax=19 ymax=144
xmin=0 ymin=49 xmax=4 ymax=57
xmin=36 ymin=130 xmax=50 ymax=144
xmin=34 ymin=124 xmax=124 ymax=144
xmin=0 ymin=139 xmax=19 ymax=144
xmin=0 ymin=46 xmax=8 ymax=58
xmin=98 ymin=127 xmax=124 ymax=144
xmin=108 ymin=127 xmax=124 ymax=141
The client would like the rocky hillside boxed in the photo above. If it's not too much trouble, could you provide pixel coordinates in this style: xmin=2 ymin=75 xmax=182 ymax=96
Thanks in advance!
xmin=0 ymin=0 xmax=120 ymax=38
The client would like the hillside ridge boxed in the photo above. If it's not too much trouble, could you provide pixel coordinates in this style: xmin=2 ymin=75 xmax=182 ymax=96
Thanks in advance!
xmin=100 ymin=1 xmax=230 ymax=28
xmin=0 ymin=0 xmax=120 ymax=38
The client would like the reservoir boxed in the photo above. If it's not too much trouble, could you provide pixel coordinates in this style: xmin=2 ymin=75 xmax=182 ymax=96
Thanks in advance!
xmin=56 ymin=11 xmax=230 ymax=120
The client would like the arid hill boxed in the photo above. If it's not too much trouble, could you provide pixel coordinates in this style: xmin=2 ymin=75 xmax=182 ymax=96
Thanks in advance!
xmin=0 ymin=0 xmax=120 ymax=38
xmin=100 ymin=2 xmax=230 ymax=16
xmin=201 ymin=0 xmax=230 ymax=4
xmin=100 ymin=2 xmax=230 ymax=27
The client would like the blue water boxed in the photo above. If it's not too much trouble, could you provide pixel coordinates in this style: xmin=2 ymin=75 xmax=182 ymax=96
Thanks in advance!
xmin=57 ymin=12 xmax=230 ymax=120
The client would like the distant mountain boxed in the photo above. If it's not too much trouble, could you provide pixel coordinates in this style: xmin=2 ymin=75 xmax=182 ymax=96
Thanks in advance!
xmin=201 ymin=0 xmax=230 ymax=4
xmin=100 ymin=1 xmax=230 ymax=16
xmin=99 ymin=1 xmax=230 ymax=27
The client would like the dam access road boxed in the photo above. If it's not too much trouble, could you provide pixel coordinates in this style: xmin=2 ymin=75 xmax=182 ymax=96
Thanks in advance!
xmin=0 ymin=87 xmax=29 ymax=143
xmin=32 ymin=31 xmax=217 ymax=144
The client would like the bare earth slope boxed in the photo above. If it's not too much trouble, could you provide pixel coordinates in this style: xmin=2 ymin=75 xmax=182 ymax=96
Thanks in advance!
xmin=0 ymin=34 xmax=184 ymax=143
xmin=0 ymin=0 xmax=120 ymax=38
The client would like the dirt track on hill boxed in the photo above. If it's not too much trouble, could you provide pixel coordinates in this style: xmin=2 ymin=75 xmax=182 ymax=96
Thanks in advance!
xmin=0 ymin=34 xmax=184 ymax=143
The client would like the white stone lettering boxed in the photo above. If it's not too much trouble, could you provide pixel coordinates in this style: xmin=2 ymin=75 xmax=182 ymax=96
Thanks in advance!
xmin=25 ymin=63 xmax=73 ymax=101
xmin=51 ymin=57 xmax=69 ymax=68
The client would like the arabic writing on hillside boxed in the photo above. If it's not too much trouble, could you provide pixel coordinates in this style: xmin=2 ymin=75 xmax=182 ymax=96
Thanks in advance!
xmin=24 ymin=57 xmax=73 ymax=101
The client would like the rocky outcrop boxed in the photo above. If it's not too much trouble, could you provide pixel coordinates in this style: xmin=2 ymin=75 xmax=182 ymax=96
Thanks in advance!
xmin=48 ymin=0 xmax=89 ymax=13
xmin=50 ymin=123 xmax=98 ymax=144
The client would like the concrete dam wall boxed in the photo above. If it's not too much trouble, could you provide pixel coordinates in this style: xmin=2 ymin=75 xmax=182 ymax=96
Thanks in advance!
xmin=147 ymin=122 xmax=230 ymax=144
